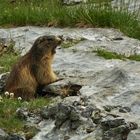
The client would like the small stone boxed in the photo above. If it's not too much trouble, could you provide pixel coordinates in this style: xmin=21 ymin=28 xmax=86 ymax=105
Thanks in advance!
xmin=70 ymin=108 xmax=80 ymax=121
xmin=73 ymin=101 xmax=80 ymax=106
xmin=91 ymin=109 xmax=102 ymax=124
xmin=119 ymin=106 xmax=131 ymax=113
xmin=103 ymin=105 xmax=115 ymax=112
xmin=64 ymin=135 xmax=70 ymax=140
xmin=101 ymin=117 xmax=125 ymax=131
xmin=16 ymin=108 xmax=28 ymax=120
xmin=86 ymin=127 xmax=95 ymax=133
xmin=112 ymin=37 xmax=123 ymax=40
xmin=128 ymin=122 xmax=138 ymax=130
xmin=57 ymin=103 xmax=71 ymax=120
xmin=71 ymin=120 xmax=81 ymax=130
xmin=102 ymin=122 xmax=138 ymax=140
xmin=81 ymin=106 xmax=94 ymax=118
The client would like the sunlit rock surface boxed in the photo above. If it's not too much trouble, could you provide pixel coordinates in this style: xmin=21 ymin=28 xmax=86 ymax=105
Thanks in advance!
xmin=0 ymin=26 xmax=140 ymax=139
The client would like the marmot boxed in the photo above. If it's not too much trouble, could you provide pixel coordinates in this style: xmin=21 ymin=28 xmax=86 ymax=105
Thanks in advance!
xmin=5 ymin=35 xmax=62 ymax=100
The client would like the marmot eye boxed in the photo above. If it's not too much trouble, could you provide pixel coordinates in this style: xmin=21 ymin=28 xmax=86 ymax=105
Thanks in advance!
xmin=52 ymin=48 xmax=56 ymax=54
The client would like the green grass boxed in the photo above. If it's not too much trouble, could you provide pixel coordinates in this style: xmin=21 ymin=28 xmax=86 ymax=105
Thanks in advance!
xmin=0 ymin=97 xmax=51 ymax=134
xmin=0 ymin=40 xmax=20 ymax=74
xmin=0 ymin=39 xmax=19 ymax=74
xmin=95 ymin=49 xmax=140 ymax=61
xmin=128 ymin=55 xmax=140 ymax=61
xmin=0 ymin=99 xmax=24 ymax=133
xmin=27 ymin=98 xmax=52 ymax=111
xmin=0 ymin=0 xmax=139 ymax=39
xmin=95 ymin=49 xmax=125 ymax=60
xmin=0 ymin=53 xmax=19 ymax=74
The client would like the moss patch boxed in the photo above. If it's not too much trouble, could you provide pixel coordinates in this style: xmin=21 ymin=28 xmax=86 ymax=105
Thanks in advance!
xmin=95 ymin=49 xmax=125 ymax=60
xmin=128 ymin=55 xmax=140 ymax=61
xmin=95 ymin=49 xmax=140 ymax=61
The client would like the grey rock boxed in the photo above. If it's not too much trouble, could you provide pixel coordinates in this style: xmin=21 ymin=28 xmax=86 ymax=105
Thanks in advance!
xmin=70 ymin=107 xmax=80 ymax=121
xmin=64 ymin=135 xmax=70 ymax=140
xmin=42 ymin=80 xmax=82 ymax=97
xmin=0 ymin=26 xmax=140 ymax=139
xmin=55 ymin=103 xmax=81 ymax=129
xmin=16 ymin=108 xmax=28 ymax=120
xmin=119 ymin=106 xmax=131 ymax=113
xmin=0 ymin=129 xmax=8 ymax=140
xmin=55 ymin=103 xmax=71 ymax=128
xmin=81 ymin=106 xmax=94 ymax=118
xmin=96 ymin=68 xmax=128 ymax=88
xmin=41 ymin=104 xmax=58 ymax=119
xmin=86 ymin=127 xmax=95 ymax=133
xmin=101 ymin=117 xmax=126 ymax=130
xmin=103 ymin=105 xmax=119 ymax=112
xmin=103 ymin=122 xmax=138 ymax=140
xmin=128 ymin=129 xmax=140 ymax=140
xmin=34 ymin=100 xmax=138 ymax=140
xmin=70 ymin=120 xmax=81 ymax=130
xmin=103 ymin=105 xmax=131 ymax=113
xmin=91 ymin=109 xmax=102 ymax=124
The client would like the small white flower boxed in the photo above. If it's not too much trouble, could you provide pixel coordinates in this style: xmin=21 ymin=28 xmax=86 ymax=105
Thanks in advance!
xmin=18 ymin=97 xmax=22 ymax=101
xmin=10 ymin=93 xmax=14 ymax=98
xmin=4 ymin=91 xmax=9 ymax=96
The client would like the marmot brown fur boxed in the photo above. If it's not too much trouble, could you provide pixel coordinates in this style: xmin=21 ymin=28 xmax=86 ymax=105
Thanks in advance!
xmin=5 ymin=35 xmax=62 ymax=100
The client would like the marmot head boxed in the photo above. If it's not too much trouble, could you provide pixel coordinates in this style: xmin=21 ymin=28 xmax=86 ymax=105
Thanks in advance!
xmin=30 ymin=35 xmax=63 ymax=61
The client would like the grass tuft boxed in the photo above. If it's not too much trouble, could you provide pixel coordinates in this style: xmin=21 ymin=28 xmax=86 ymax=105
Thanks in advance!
xmin=95 ymin=49 xmax=125 ymax=60
xmin=128 ymin=55 xmax=140 ymax=61
xmin=95 ymin=49 xmax=140 ymax=61
xmin=0 ymin=97 xmax=51 ymax=134
xmin=0 ymin=0 xmax=139 ymax=39
xmin=0 ymin=53 xmax=19 ymax=74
